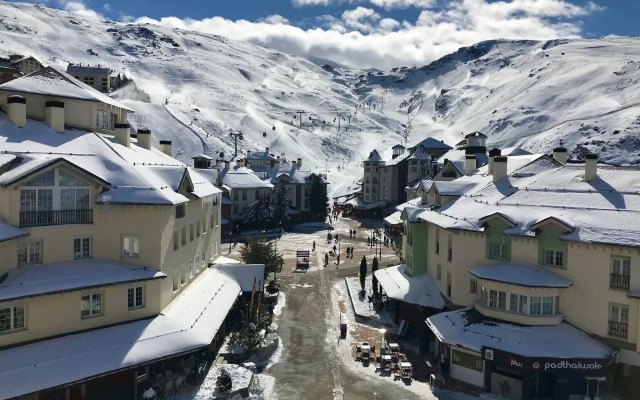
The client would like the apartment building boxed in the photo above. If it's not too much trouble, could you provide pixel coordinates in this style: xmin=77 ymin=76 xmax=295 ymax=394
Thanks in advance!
xmin=9 ymin=55 xmax=43 ymax=75
xmin=220 ymin=158 xmax=274 ymax=222
xmin=0 ymin=69 xmax=263 ymax=399
xmin=388 ymin=148 xmax=640 ymax=399
xmin=361 ymin=138 xmax=452 ymax=208
xmin=66 ymin=63 xmax=112 ymax=93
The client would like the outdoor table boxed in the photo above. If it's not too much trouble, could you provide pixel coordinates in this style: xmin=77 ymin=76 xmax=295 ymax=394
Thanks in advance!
xmin=400 ymin=361 xmax=412 ymax=369
xmin=388 ymin=343 xmax=400 ymax=352
xmin=380 ymin=354 xmax=392 ymax=369
xmin=361 ymin=344 xmax=371 ymax=351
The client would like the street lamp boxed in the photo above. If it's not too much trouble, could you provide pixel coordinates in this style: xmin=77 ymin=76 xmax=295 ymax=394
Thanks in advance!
xmin=379 ymin=328 xmax=386 ymax=355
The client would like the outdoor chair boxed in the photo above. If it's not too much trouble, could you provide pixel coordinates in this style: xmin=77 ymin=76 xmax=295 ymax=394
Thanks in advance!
xmin=164 ymin=380 xmax=175 ymax=397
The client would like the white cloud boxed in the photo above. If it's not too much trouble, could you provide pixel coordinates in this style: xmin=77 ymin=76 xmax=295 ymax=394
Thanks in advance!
xmin=55 ymin=1 xmax=103 ymax=19
xmin=134 ymin=0 xmax=603 ymax=70
xmin=102 ymin=3 xmax=111 ymax=12
xmin=369 ymin=0 xmax=436 ymax=10
xmin=260 ymin=14 xmax=291 ymax=25
xmin=291 ymin=0 xmax=335 ymax=6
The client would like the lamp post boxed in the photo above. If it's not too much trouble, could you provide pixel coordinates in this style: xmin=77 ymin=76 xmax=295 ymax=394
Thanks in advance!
xmin=379 ymin=328 xmax=386 ymax=355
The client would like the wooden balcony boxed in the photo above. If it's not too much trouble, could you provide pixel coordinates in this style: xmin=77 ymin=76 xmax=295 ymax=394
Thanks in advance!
xmin=19 ymin=209 xmax=93 ymax=228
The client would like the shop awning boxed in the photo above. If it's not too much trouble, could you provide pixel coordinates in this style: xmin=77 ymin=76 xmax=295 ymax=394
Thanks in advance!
xmin=618 ymin=349 xmax=640 ymax=367
xmin=426 ymin=308 xmax=612 ymax=359
xmin=0 ymin=264 xmax=264 ymax=400
xmin=345 ymin=197 xmax=377 ymax=209
xmin=374 ymin=264 xmax=445 ymax=309
xmin=383 ymin=211 xmax=402 ymax=226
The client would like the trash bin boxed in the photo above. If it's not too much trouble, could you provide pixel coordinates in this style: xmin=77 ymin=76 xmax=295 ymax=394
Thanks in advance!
xmin=340 ymin=313 xmax=347 ymax=339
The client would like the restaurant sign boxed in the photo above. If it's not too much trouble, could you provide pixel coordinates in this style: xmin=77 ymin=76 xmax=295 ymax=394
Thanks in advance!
xmin=482 ymin=347 xmax=606 ymax=374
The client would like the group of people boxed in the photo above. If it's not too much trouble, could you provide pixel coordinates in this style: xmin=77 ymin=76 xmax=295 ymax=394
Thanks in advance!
xmin=348 ymin=229 xmax=357 ymax=238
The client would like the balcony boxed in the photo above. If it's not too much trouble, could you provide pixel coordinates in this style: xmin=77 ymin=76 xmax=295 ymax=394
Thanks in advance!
xmin=610 ymin=274 xmax=630 ymax=290
xmin=20 ymin=209 xmax=93 ymax=228
xmin=608 ymin=320 xmax=628 ymax=339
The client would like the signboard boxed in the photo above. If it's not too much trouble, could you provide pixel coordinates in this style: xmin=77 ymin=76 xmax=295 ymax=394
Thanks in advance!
xmin=483 ymin=346 xmax=607 ymax=374
xmin=530 ymin=359 xmax=604 ymax=373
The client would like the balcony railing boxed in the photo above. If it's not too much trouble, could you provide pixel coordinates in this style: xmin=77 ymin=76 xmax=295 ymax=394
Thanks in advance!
xmin=610 ymin=274 xmax=630 ymax=290
xmin=20 ymin=209 xmax=93 ymax=228
xmin=608 ymin=320 xmax=628 ymax=338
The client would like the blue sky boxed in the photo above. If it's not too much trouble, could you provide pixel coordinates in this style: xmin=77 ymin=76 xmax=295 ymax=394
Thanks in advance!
xmin=26 ymin=0 xmax=640 ymax=69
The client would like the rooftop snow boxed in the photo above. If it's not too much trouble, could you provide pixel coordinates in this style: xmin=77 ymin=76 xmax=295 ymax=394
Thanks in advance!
xmin=0 ymin=221 xmax=28 ymax=243
xmin=469 ymin=262 xmax=572 ymax=288
xmin=0 ymin=67 xmax=132 ymax=111
xmin=383 ymin=211 xmax=402 ymax=225
xmin=427 ymin=308 xmax=612 ymax=359
xmin=0 ymin=259 xmax=165 ymax=302
xmin=410 ymin=137 xmax=452 ymax=150
xmin=0 ymin=263 xmax=264 ymax=400
xmin=374 ymin=264 xmax=445 ymax=309
xmin=222 ymin=168 xmax=273 ymax=189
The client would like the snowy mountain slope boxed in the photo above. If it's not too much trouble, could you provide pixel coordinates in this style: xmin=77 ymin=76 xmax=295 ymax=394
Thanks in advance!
xmin=0 ymin=2 xmax=639 ymax=201
xmin=343 ymin=38 xmax=640 ymax=164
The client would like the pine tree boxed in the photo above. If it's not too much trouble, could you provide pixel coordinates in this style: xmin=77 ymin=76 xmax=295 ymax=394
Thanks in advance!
xmin=272 ymin=181 xmax=290 ymax=227
xmin=372 ymin=256 xmax=379 ymax=298
xmin=240 ymin=237 xmax=283 ymax=279
xmin=216 ymin=369 xmax=232 ymax=393
xmin=244 ymin=194 xmax=274 ymax=229
xmin=308 ymin=174 xmax=329 ymax=222
xmin=359 ymin=256 xmax=367 ymax=292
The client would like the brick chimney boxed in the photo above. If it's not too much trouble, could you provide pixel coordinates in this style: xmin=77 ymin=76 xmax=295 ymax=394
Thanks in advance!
xmin=465 ymin=155 xmax=476 ymax=175
xmin=7 ymin=95 xmax=26 ymax=127
xmin=45 ymin=101 xmax=64 ymax=133
xmin=113 ymin=123 xmax=131 ymax=147
xmin=553 ymin=147 xmax=568 ymax=165
xmin=137 ymin=128 xmax=151 ymax=150
xmin=159 ymin=140 xmax=172 ymax=157
xmin=585 ymin=153 xmax=598 ymax=182
xmin=493 ymin=156 xmax=507 ymax=183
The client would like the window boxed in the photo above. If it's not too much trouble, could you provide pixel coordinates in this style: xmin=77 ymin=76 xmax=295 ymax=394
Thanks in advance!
xmin=542 ymin=297 xmax=554 ymax=315
xmin=122 ymin=235 xmax=139 ymax=258
xmin=509 ymin=294 xmax=518 ymax=312
xmin=0 ymin=305 xmax=25 ymax=332
xmin=211 ymin=213 xmax=215 ymax=229
xmin=489 ymin=290 xmax=497 ymax=308
xmin=519 ymin=295 xmax=528 ymax=314
xmin=490 ymin=242 xmax=506 ymax=260
xmin=173 ymin=230 xmax=179 ymax=251
xmin=437 ymin=264 xmax=441 ymax=281
xmin=544 ymin=250 xmax=563 ymax=268
xmin=189 ymin=260 xmax=195 ymax=278
xmin=96 ymin=109 xmax=116 ymax=131
xmin=610 ymin=257 xmax=631 ymax=290
xmin=470 ymin=278 xmax=477 ymax=294
xmin=435 ymin=229 xmax=440 ymax=254
xmin=242 ymin=191 xmax=247 ymax=201
xmin=196 ymin=221 xmax=201 ymax=238
xmin=73 ymin=236 xmax=91 ymax=259
xmin=481 ymin=286 xmax=487 ymax=304
xmin=498 ymin=291 xmax=506 ymax=310
xmin=173 ymin=272 xmax=179 ymax=292
xmin=190 ymin=223 xmax=195 ymax=241
xmin=372 ymin=178 xmax=377 ymax=184
xmin=530 ymin=296 xmax=542 ymax=315
xmin=446 ymin=272 xmax=452 ymax=297
xmin=181 ymin=227 xmax=187 ymax=246
xmin=175 ymin=204 xmax=186 ymax=219
xmin=17 ymin=240 xmax=42 ymax=266
xmin=181 ymin=266 xmax=187 ymax=285
xmin=233 ymin=191 xmax=238 ymax=201
xmin=609 ymin=303 xmax=629 ymax=338
xmin=255 ymin=190 xmax=260 ymax=200
xmin=81 ymin=292 xmax=102 ymax=318
xmin=202 ymin=218 xmax=207 ymax=234
xmin=365 ymin=167 xmax=370 ymax=172
xmin=20 ymin=170 xmax=89 ymax=213
xmin=410 ymin=166 xmax=417 ymax=173
xmin=233 ymin=204 xmax=239 ymax=215
xmin=127 ymin=286 xmax=144 ymax=309
xmin=202 ymin=251 xmax=206 ymax=268
xmin=447 ymin=234 xmax=452 ymax=262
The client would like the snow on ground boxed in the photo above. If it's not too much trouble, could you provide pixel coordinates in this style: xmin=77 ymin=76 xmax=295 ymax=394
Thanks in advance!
xmin=344 ymin=275 xmax=395 ymax=326
xmin=173 ymin=364 xmax=253 ymax=400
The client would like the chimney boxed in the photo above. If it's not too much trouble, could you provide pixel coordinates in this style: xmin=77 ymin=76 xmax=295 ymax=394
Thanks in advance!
xmin=297 ymin=158 xmax=302 ymax=168
xmin=465 ymin=155 xmax=476 ymax=175
xmin=585 ymin=153 xmax=598 ymax=182
xmin=291 ymin=160 xmax=297 ymax=170
xmin=159 ymin=140 xmax=172 ymax=157
xmin=488 ymin=148 xmax=501 ymax=174
xmin=225 ymin=161 xmax=230 ymax=170
xmin=236 ymin=158 xmax=244 ymax=168
xmin=137 ymin=128 xmax=151 ymax=150
xmin=246 ymin=150 xmax=251 ymax=158
xmin=266 ymin=147 xmax=270 ymax=154
xmin=493 ymin=156 xmax=507 ymax=183
xmin=113 ymin=122 xmax=131 ymax=147
xmin=245 ymin=160 xmax=251 ymax=169
xmin=45 ymin=101 xmax=65 ymax=133
xmin=553 ymin=147 xmax=568 ymax=165
xmin=7 ymin=95 xmax=26 ymax=127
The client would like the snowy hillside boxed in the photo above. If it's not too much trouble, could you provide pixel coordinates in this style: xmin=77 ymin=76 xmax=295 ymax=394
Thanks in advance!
xmin=1 ymin=1 xmax=639 ymax=196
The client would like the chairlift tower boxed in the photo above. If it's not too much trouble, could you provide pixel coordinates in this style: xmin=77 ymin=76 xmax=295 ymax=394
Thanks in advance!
xmin=286 ymin=110 xmax=307 ymax=128
xmin=228 ymin=130 xmax=244 ymax=158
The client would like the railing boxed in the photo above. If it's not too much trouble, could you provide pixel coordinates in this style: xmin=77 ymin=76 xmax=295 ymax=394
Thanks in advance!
xmin=608 ymin=321 xmax=628 ymax=338
xmin=20 ymin=209 xmax=93 ymax=228
xmin=610 ymin=274 xmax=630 ymax=290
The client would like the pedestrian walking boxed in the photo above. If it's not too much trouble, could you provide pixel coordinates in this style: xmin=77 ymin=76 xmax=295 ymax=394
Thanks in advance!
xmin=324 ymin=253 xmax=329 ymax=267
xmin=333 ymin=244 xmax=337 ymax=253
xmin=313 ymin=241 xmax=316 ymax=251
xmin=346 ymin=247 xmax=351 ymax=258
xmin=336 ymin=254 xmax=340 ymax=267
xmin=335 ymin=233 xmax=339 ymax=243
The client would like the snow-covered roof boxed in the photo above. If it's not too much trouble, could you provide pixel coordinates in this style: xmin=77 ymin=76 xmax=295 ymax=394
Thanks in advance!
xmin=408 ymin=145 xmax=433 ymax=160
xmin=247 ymin=151 xmax=276 ymax=161
xmin=0 ymin=263 xmax=264 ymax=400
xmin=403 ymin=155 xmax=640 ymax=248
xmin=0 ymin=116 xmax=211 ymax=206
xmin=427 ymin=308 xmax=612 ymax=359
xmin=465 ymin=131 xmax=487 ymax=139
xmin=432 ymin=181 xmax=478 ymax=196
xmin=345 ymin=197 xmax=378 ymax=209
xmin=191 ymin=153 xmax=213 ymax=160
xmin=383 ymin=211 xmax=402 ymax=225
xmin=410 ymin=137 xmax=452 ymax=150
xmin=0 ymin=221 xmax=28 ymax=243
xmin=0 ymin=66 xmax=133 ymax=111
xmin=222 ymin=167 xmax=274 ymax=190
xmin=469 ymin=262 xmax=572 ymax=288
xmin=0 ymin=259 xmax=165 ymax=302
xmin=374 ymin=264 xmax=445 ymax=309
